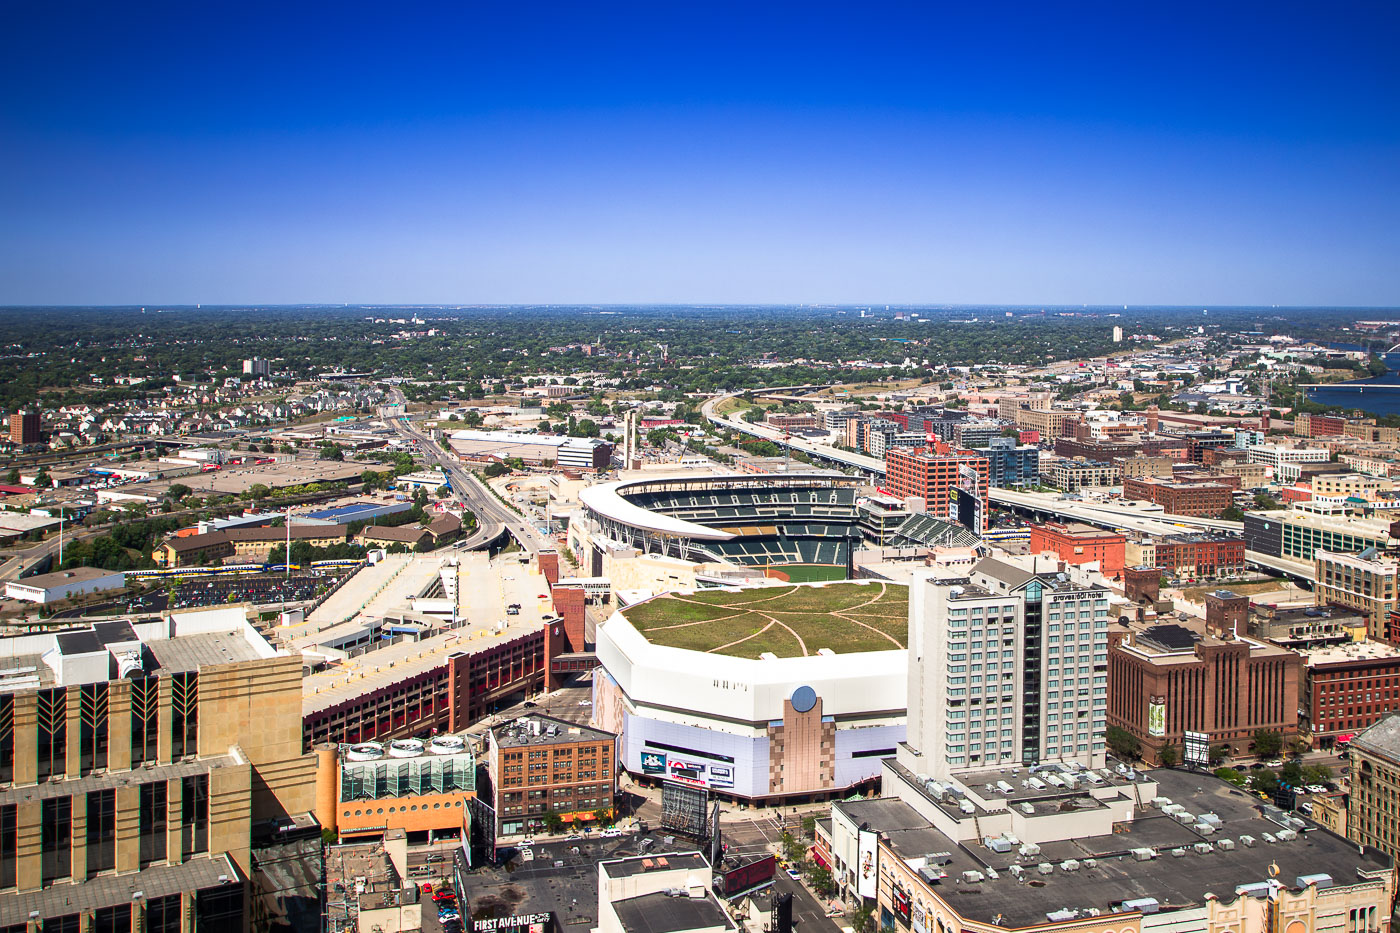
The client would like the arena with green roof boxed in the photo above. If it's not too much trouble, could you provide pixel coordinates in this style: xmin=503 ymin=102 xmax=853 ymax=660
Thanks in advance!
xmin=618 ymin=581 xmax=908 ymax=659
xmin=593 ymin=579 xmax=911 ymax=802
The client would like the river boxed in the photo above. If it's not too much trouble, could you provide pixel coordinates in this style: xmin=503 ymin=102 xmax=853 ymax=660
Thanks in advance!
xmin=1303 ymin=351 xmax=1400 ymax=417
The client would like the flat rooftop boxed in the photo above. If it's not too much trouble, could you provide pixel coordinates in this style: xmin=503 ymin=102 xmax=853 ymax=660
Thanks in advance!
xmin=493 ymin=713 xmax=614 ymax=750
xmin=300 ymin=551 xmax=556 ymax=715
xmin=1299 ymin=638 xmax=1400 ymax=666
xmin=613 ymin=891 xmax=735 ymax=933
xmin=860 ymin=768 xmax=1392 ymax=929
xmin=602 ymin=852 xmax=710 ymax=879
xmin=9 ymin=566 xmax=122 ymax=589
xmin=619 ymin=581 xmax=908 ymax=658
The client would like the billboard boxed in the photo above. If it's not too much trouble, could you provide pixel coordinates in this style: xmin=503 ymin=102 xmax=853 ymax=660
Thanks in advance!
xmin=718 ymin=854 xmax=777 ymax=898
xmin=856 ymin=829 xmax=878 ymax=900
xmin=1147 ymin=700 xmax=1166 ymax=738
xmin=947 ymin=463 xmax=985 ymax=536
xmin=893 ymin=885 xmax=911 ymax=923
xmin=640 ymin=751 xmax=667 ymax=774
xmin=1183 ymin=731 xmax=1210 ymax=768
xmin=660 ymin=779 xmax=710 ymax=837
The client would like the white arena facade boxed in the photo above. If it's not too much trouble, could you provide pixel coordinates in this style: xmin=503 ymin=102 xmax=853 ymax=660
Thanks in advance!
xmin=591 ymin=581 xmax=909 ymax=803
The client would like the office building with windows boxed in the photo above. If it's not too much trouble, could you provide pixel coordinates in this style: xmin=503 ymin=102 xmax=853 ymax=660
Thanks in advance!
xmin=0 ymin=606 xmax=318 ymax=931
xmin=488 ymin=714 xmax=616 ymax=837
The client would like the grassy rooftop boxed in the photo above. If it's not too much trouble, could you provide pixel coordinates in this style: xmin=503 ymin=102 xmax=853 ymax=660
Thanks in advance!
xmin=619 ymin=581 xmax=908 ymax=659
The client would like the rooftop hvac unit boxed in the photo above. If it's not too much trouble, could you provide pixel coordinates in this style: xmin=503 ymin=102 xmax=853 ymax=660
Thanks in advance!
xmin=1045 ymin=775 xmax=1065 ymax=787
xmin=1276 ymin=829 xmax=1298 ymax=842
xmin=1193 ymin=843 xmax=1214 ymax=855
xmin=1217 ymin=839 xmax=1236 ymax=851
xmin=997 ymin=781 xmax=1015 ymax=794
xmin=1296 ymin=873 xmax=1334 ymax=890
xmin=1194 ymin=823 xmax=1216 ymax=835
xmin=1151 ymin=797 xmax=1173 ymax=809
xmin=1020 ymin=843 xmax=1042 ymax=858
xmin=1047 ymin=910 xmax=1078 ymax=923
xmin=1198 ymin=812 xmax=1223 ymax=826
xmin=1028 ymin=777 xmax=1046 ymax=789
xmin=1082 ymin=859 xmax=1097 ymax=869
xmin=986 ymin=837 xmax=1013 ymax=853
xmin=1130 ymin=848 xmax=1156 ymax=862
xmin=985 ymin=869 xmax=999 ymax=881
xmin=1009 ymin=865 xmax=1025 ymax=879
xmin=1262 ymin=833 xmax=1277 ymax=844
xmin=1170 ymin=848 xmax=1187 ymax=858
xmin=1037 ymin=862 xmax=1054 ymax=875
xmin=1122 ymin=898 xmax=1161 ymax=915
xmin=1019 ymin=803 xmax=1035 ymax=815
xmin=959 ymin=800 xmax=976 ymax=814
xmin=961 ymin=871 xmax=985 ymax=884
xmin=1240 ymin=835 xmax=1257 ymax=847
xmin=1161 ymin=803 xmax=1185 ymax=816
xmin=1172 ymin=811 xmax=1196 ymax=824
xmin=1059 ymin=860 xmax=1080 ymax=872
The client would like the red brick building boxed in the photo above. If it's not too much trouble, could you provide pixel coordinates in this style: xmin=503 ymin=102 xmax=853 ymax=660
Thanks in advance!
xmin=883 ymin=445 xmax=989 ymax=516
xmin=1300 ymin=641 xmax=1400 ymax=747
xmin=1028 ymin=522 xmax=1126 ymax=577
xmin=1122 ymin=476 xmax=1234 ymax=517
xmin=1107 ymin=618 xmax=1302 ymax=763
xmin=7 ymin=410 xmax=39 ymax=446
xmin=1129 ymin=533 xmax=1247 ymax=577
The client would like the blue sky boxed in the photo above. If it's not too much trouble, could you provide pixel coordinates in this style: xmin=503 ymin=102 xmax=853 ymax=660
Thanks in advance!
xmin=2 ymin=1 xmax=1397 ymax=306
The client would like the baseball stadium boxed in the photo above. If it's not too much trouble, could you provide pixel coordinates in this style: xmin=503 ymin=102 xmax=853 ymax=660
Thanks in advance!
xmin=575 ymin=473 xmax=866 ymax=582
xmin=592 ymin=580 xmax=910 ymax=803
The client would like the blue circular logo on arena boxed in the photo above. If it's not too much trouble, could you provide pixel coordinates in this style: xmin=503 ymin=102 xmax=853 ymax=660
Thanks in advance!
xmin=791 ymin=685 xmax=817 ymax=713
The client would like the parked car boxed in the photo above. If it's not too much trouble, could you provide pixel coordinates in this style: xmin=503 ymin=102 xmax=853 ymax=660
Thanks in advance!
xmin=564 ymin=833 xmax=583 ymax=841
xmin=519 ymin=838 xmax=536 ymax=847
xmin=426 ymin=854 xmax=446 ymax=862
xmin=601 ymin=828 xmax=624 ymax=838
xmin=785 ymin=867 xmax=802 ymax=881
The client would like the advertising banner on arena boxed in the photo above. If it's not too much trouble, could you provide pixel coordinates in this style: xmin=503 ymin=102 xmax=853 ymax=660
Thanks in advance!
xmin=640 ymin=751 xmax=667 ymax=774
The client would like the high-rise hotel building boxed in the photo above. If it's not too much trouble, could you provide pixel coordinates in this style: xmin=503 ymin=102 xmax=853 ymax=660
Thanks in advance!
xmin=900 ymin=556 xmax=1110 ymax=779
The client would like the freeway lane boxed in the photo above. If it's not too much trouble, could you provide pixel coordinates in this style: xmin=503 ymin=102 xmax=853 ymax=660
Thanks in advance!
xmin=387 ymin=391 xmax=550 ymax=555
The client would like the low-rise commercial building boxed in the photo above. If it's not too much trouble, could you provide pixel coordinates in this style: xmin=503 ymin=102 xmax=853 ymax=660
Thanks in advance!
xmin=1126 ymin=532 xmax=1247 ymax=578
xmin=1049 ymin=457 xmax=1120 ymax=492
xmin=1029 ymin=522 xmax=1125 ymax=576
xmin=1243 ymin=508 xmax=1397 ymax=562
xmin=447 ymin=429 xmax=614 ymax=472
xmin=597 ymin=853 xmax=735 ymax=933
xmin=1300 ymin=640 xmax=1400 ymax=747
xmin=835 ymin=766 xmax=1393 ymax=933
xmin=315 ymin=734 xmax=476 ymax=842
xmin=1348 ymin=714 xmax=1400 ymax=864
xmin=1122 ymin=475 xmax=1233 ymax=517
xmin=489 ymin=714 xmax=615 ymax=836
xmin=4 ymin=566 xmax=126 ymax=604
xmin=1315 ymin=548 xmax=1400 ymax=644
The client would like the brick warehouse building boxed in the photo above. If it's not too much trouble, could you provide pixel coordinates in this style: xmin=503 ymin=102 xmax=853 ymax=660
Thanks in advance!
xmin=883 ymin=444 xmax=989 ymax=516
xmin=1028 ymin=522 xmax=1125 ymax=577
xmin=1107 ymin=613 xmax=1301 ymax=764
xmin=1122 ymin=475 xmax=1234 ymax=518
xmin=1126 ymin=532 xmax=1247 ymax=578
xmin=1298 ymin=639 xmax=1400 ymax=748
xmin=488 ymin=714 xmax=616 ymax=836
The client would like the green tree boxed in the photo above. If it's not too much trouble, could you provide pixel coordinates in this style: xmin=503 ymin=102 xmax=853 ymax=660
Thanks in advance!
xmin=463 ymin=410 xmax=484 ymax=428
xmin=167 ymin=483 xmax=192 ymax=500
xmin=1159 ymin=744 xmax=1179 ymax=768
xmin=1105 ymin=725 xmax=1141 ymax=761
xmin=4 ymin=468 xmax=18 ymax=484
xmin=1252 ymin=728 xmax=1283 ymax=759
xmin=1280 ymin=760 xmax=1305 ymax=787
xmin=483 ymin=461 xmax=508 ymax=478
xmin=541 ymin=811 xmax=564 ymax=833
xmin=851 ymin=903 xmax=876 ymax=933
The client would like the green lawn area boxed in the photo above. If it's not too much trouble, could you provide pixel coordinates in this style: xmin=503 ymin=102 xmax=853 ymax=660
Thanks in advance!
xmin=621 ymin=581 xmax=909 ymax=657
xmin=772 ymin=564 xmax=848 ymax=583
